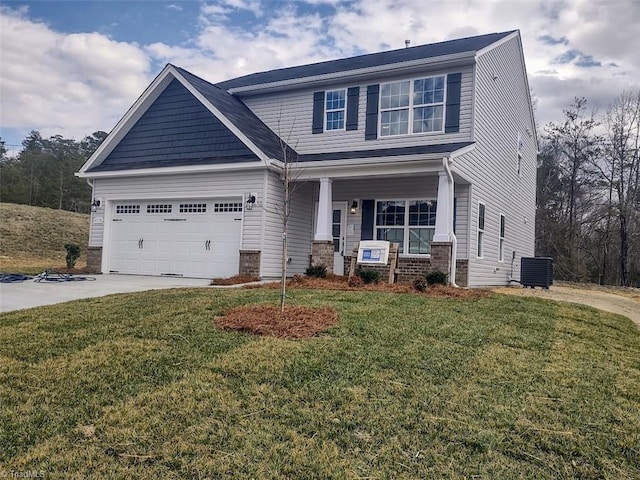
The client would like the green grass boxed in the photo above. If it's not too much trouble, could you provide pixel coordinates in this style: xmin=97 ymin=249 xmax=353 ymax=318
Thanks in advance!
xmin=0 ymin=202 xmax=89 ymax=273
xmin=1 ymin=288 xmax=639 ymax=479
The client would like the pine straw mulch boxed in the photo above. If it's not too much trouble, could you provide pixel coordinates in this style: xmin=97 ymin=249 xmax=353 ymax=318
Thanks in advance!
xmin=215 ymin=275 xmax=490 ymax=339
xmin=215 ymin=304 xmax=338 ymax=339
xmin=254 ymin=274 xmax=492 ymax=299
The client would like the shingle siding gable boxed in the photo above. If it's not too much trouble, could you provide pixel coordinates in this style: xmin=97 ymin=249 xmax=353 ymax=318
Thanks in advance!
xmin=94 ymin=79 xmax=259 ymax=172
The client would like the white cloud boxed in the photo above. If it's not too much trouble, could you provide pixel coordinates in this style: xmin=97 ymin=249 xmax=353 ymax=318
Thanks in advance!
xmin=0 ymin=7 xmax=151 ymax=141
xmin=166 ymin=4 xmax=183 ymax=11
xmin=1 ymin=0 xmax=639 ymax=145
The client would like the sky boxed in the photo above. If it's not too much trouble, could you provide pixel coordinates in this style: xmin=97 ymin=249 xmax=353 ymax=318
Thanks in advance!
xmin=1 ymin=0 xmax=639 ymax=155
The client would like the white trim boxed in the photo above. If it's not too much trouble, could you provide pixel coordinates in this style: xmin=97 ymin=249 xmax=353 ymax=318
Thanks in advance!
xmin=324 ymin=88 xmax=347 ymax=132
xmin=499 ymin=213 xmax=506 ymax=263
xmin=226 ymin=52 xmax=477 ymax=94
xmin=378 ymin=74 xmax=447 ymax=138
xmin=475 ymin=31 xmax=518 ymax=57
xmin=374 ymin=198 xmax=437 ymax=256
xmin=78 ymin=64 xmax=274 ymax=175
xmin=477 ymin=201 xmax=485 ymax=259
xmin=78 ymin=161 xmax=266 ymax=179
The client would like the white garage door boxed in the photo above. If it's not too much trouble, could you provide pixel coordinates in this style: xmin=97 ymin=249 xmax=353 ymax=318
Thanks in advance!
xmin=108 ymin=199 xmax=243 ymax=278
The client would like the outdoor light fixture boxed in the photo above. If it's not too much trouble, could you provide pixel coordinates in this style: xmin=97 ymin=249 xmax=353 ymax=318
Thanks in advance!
xmin=245 ymin=193 xmax=257 ymax=211
xmin=91 ymin=199 xmax=101 ymax=213
xmin=350 ymin=200 xmax=358 ymax=214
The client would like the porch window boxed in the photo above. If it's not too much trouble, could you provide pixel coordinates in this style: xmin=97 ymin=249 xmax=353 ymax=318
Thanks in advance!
xmin=375 ymin=199 xmax=437 ymax=254
xmin=380 ymin=75 xmax=445 ymax=136
xmin=325 ymin=89 xmax=346 ymax=131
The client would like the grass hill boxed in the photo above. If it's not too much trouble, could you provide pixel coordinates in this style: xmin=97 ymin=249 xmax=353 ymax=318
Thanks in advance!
xmin=0 ymin=202 xmax=90 ymax=273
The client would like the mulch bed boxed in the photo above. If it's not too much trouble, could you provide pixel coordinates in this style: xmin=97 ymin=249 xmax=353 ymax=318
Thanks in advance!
xmin=257 ymin=274 xmax=491 ymax=299
xmin=215 ymin=304 xmax=338 ymax=338
xmin=215 ymin=275 xmax=489 ymax=338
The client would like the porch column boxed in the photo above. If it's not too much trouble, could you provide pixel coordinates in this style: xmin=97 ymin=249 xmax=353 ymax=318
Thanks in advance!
xmin=433 ymin=171 xmax=452 ymax=243
xmin=314 ymin=177 xmax=333 ymax=241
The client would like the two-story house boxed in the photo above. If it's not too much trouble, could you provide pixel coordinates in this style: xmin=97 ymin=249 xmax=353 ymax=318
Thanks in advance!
xmin=77 ymin=30 xmax=537 ymax=287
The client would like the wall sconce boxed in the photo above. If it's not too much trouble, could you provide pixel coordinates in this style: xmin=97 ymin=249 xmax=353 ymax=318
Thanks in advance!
xmin=245 ymin=192 xmax=257 ymax=211
xmin=350 ymin=200 xmax=359 ymax=214
xmin=91 ymin=199 xmax=101 ymax=213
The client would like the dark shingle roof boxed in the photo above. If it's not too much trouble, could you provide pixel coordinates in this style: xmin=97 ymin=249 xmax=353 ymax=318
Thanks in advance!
xmin=216 ymin=31 xmax=515 ymax=90
xmin=298 ymin=142 xmax=475 ymax=162
xmin=174 ymin=67 xmax=296 ymax=161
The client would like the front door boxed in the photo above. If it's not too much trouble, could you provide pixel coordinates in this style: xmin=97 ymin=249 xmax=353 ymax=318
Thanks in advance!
xmin=332 ymin=202 xmax=347 ymax=275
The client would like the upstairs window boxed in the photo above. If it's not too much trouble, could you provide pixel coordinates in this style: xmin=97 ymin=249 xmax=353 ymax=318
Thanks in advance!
xmin=499 ymin=214 xmax=506 ymax=262
xmin=325 ymin=89 xmax=346 ymax=131
xmin=380 ymin=75 xmax=445 ymax=136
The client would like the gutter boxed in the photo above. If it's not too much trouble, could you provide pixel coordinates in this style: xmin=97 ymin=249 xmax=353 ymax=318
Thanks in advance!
xmin=442 ymin=157 xmax=459 ymax=288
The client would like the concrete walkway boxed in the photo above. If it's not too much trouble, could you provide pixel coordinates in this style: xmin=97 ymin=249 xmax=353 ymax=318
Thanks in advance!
xmin=0 ymin=274 xmax=211 ymax=313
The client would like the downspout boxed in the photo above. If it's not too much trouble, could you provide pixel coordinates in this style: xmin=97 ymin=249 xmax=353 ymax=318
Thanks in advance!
xmin=442 ymin=157 xmax=459 ymax=288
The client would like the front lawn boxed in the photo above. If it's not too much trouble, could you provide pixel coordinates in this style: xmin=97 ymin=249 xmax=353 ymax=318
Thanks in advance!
xmin=1 ymin=288 xmax=639 ymax=478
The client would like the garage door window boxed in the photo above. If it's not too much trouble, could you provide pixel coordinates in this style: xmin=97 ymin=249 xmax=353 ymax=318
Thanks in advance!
xmin=214 ymin=202 xmax=243 ymax=213
xmin=116 ymin=205 xmax=140 ymax=214
xmin=180 ymin=203 xmax=207 ymax=213
xmin=147 ymin=204 xmax=172 ymax=214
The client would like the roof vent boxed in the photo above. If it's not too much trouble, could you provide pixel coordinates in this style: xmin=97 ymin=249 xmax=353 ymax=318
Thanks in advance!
xmin=405 ymin=39 xmax=411 ymax=48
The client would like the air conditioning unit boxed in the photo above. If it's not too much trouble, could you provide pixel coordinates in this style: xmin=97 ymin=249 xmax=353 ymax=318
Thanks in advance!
xmin=520 ymin=257 xmax=553 ymax=289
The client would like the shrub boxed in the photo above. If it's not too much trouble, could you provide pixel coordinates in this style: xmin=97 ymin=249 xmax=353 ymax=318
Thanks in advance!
xmin=413 ymin=277 xmax=428 ymax=292
xmin=348 ymin=275 xmax=364 ymax=287
xmin=305 ymin=264 xmax=327 ymax=278
xmin=64 ymin=243 xmax=81 ymax=269
xmin=425 ymin=269 xmax=448 ymax=285
xmin=356 ymin=268 xmax=381 ymax=284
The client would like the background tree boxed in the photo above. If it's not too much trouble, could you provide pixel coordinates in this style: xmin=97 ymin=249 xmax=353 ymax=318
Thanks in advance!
xmin=0 ymin=130 xmax=107 ymax=213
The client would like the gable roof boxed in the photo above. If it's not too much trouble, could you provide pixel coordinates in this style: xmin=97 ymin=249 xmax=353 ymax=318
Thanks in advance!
xmin=79 ymin=64 xmax=295 ymax=176
xmin=216 ymin=30 xmax=515 ymax=91
xmin=174 ymin=67 xmax=296 ymax=161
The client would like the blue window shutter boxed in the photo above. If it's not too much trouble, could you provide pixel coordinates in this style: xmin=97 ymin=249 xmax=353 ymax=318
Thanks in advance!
xmin=365 ymin=84 xmax=379 ymax=140
xmin=361 ymin=199 xmax=375 ymax=240
xmin=445 ymin=73 xmax=461 ymax=133
xmin=346 ymin=87 xmax=360 ymax=131
xmin=312 ymin=91 xmax=325 ymax=134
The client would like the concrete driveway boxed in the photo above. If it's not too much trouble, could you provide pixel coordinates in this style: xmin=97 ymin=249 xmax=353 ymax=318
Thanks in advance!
xmin=0 ymin=274 xmax=211 ymax=313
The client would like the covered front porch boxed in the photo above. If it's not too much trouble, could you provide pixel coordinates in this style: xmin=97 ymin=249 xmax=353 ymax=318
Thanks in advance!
xmin=300 ymin=159 xmax=471 ymax=286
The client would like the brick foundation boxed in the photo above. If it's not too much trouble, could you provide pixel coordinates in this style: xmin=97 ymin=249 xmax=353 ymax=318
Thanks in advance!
xmin=343 ymin=252 xmax=470 ymax=286
xmin=430 ymin=242 xmax=452 ymax=279
xmin=239 ymin=250 xmax=261 ymax=277
xmin=311 ymin=241 xmax=334 ymax=274
xmin=86 ymin=246 xmax=102 ymax=273
xmin=455 ymin=259 xmax=469 ymax=287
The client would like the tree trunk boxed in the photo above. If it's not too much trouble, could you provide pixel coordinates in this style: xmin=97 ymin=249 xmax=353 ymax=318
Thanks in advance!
xmin=619 ymin=213 xmax=629 ymax=286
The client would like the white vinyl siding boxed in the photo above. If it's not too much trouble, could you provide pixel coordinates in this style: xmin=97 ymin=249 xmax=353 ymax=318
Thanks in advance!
xmin=239 ymin=65 xmax=473 ymax=155
xmin=331 ymin=176 xmax=469 ymax=260
xmin=454 ymin=34 xmax=536 ymax=286
xmin=89 ymin=170 xmax=264 ymax=253
xmin=260 ymin=171 xmax=314 ymax=277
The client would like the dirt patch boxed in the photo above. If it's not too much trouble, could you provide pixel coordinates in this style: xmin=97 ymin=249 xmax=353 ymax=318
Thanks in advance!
xmin=215 ymin=304 xmax=338 ymax=338
xmin=253 ymin=274 xmax=491 ymax=299
xmin=494 ymin=284 xmax=640 ymax=328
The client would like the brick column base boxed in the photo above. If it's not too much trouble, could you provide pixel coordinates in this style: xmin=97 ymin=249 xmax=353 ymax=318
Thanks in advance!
xmin=430 ymin=242 xmax=452 ymax=282
xmin=455 ymin=259 xmax=469 ymax=287
xmin=239 ymin=250 xmax=261 ymax=277
xmin=86 ymin=246 xmax=102 ymax=273
xmin=311 ymin=241 xmax=334 ymax=274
